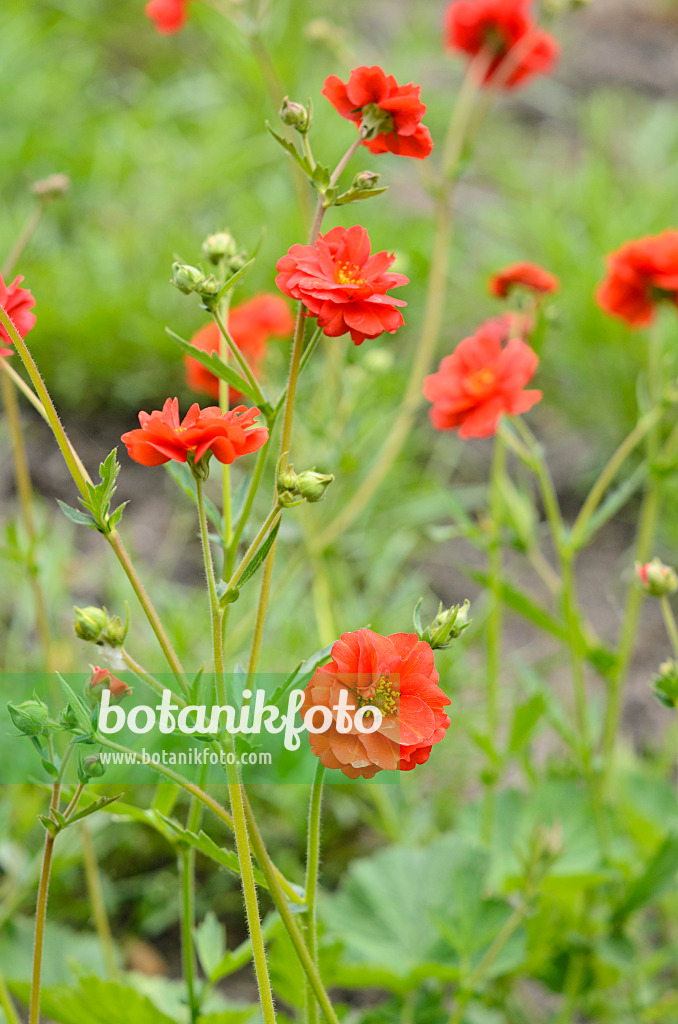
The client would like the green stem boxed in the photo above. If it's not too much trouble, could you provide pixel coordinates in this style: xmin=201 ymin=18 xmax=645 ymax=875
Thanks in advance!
xmin=212 ymin=305 xmax=269 ymax=409
xmin=0 ymin=359 xmax=50 ymax=421
xmin=227 ymin=506 xmax=281 ymax=593
xmin=29 ymin=782 xmax=61 ymax=1024
xmin=482 ymin=434 xmax=506 ymax=845
xmin=0 ymin=967 xmax=22 ymax=1024
xmin=2 ymin=205 xmax=43 ymax=279
xmin=195 ymin=473 xmax=277 ymax=1024
xmin=216 ymin=295 xmax=234 ymax=554
xmin=303 ymin=762 xmax=325 ymax=1024
xmin=661 ymin=596 xmax=678 ymax=657
xmin=1 ymin=366 xmax=53 ymax=669
xmin=81 ymin=823 xmax=118 ymax=980
xmin=181 ymin=774 xmax=206 ymax=1023
xmin=227 ymin=441 xmax=271 ymax=575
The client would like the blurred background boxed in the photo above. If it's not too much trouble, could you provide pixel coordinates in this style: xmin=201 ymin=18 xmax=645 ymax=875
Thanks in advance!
xmin=4 ymin=0 xmax=678 ymax=1015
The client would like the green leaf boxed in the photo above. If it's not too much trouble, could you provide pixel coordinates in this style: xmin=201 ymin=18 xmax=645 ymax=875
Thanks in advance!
xmin=508 ymin=694 xmax=546 ymax=754
xmin=335 ymin=185 xmax=389 ymax=205
xmin=268 ymin=642 xmax=334 ymax=708
xmin=158 ymin=817 xmax=269 ymax=891
xmin=75 ymin=449 xmax=128 ymax=533
xmin=12 ymin=976 xmax=180 ymax=1024
xmin=237 ymin=520 xmax=280 ymax=589
xmin=65 ymin=793 xmax=123 ymax=826
xmin=577 ymin=461 xmax=647 ymax=548
xmin=464 ymin=568 xmax=568 ymax=641
xmin=57 ymin=500 xmax=99 ymax=530
xmin=265 ymin=123 xmax=313 ymax=175
xmin=56 ymin=675 xmax=95 ymax=736
xmin=165 ymin=328 xmax=259 ymax=404
xmin=213 ymin=256 xmax=256 ymax=303
xmin=615 ymin=834 xmax=678 ymax=923
xmin=194 ymin=910 xmax=226 ymax=981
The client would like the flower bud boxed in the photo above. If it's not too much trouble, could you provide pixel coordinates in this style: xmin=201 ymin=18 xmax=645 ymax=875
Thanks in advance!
xmin=278 ymin=465 xmax=299 ymax=492
xmin=636 ymin=558 xmax=678 ymax=597
xmin=418 ymin=600 xmax=471 ymax=649
xmin=196 ymin=274 xmax=221 ymax=309
xmin=79 ymin=753 xmax=106 ymax=781
xmin=8 ymin=694 xmax=51 ymax=736
xmin=201 ymin=231 xmax=237 ymax=265
xmin=171 ymin=262 xmax=204 ymax=295
xmin=352 ymin=170 xmax=381 ymax=191
xmin=102 ymin=614 xmax=127 ymax=647
xmin=73 ymin=605 xmax=109 ymax=643
xmin=32 ymin=173 xmax=71 ymax=200
xmin=296 ymin=469 xmax=334 ymax=503
xmin=653 ymin=660 xmax=678 ymax=708
xmin=279 ymin=97 xmax=310 ymax=133
xmin=87 ymin=666 xmax=132 ymax=704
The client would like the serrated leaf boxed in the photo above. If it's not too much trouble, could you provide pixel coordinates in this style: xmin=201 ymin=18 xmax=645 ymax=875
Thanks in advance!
xmin=57 ymin=500 xmax=99 ymax=530
xmin=158 ymin=817 xmax=269 ymax=890
xmin=56 ymin=674 xmax=95 ymax=736
xmin=166 ymin=328 xmax=259 ymax=404
xmin=66 ymin=793 xmax=123 ymax=826
xmin=265 ymin=123 xmax=312 ymax=175
xmin=335 ymin=185 xmax=389 ymax=205
xmin=268 ymin=642 xmax=334 ymax=708
xmin=13 ymin=975 xmax=181 ymax=1024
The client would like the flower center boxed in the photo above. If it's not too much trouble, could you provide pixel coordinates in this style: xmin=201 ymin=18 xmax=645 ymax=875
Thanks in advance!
xmin=463 ymin=366 xmax=497 ymax=398
xmin=355 ymin=674 xmax=400 ymax=718
xmin=334 ymin=260 xmax=366 ymax=287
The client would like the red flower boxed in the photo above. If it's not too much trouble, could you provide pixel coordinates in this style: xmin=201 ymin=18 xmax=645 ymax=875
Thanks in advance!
xmin=423 ymin=324 xmax=541 ymax=438
xmin=185 ymin=294 xmax=295 ymax=400
xmin=121 ymin=398 xmax=268 ymax=467
xmin=444 ymin=0 xmax=559 ymax=90
xmin=0 ymin=273 xmax=36 ymax=356
xmin=301 ymin=628 xmax=451 ymax=779
xmin=276 ymin=225 xmax=408 ymax=346
xmin=489 ymin=261 xmax=559 ymax=298
xmin=146 ymin=0 xmax=189 ymax=34
xmin=596 ymin=231 xmax=678 ymax=328
xmin=90 ymin=666 xmax=132 ymax=702
xmin=322 ymin=66 xmax=433 ymax=160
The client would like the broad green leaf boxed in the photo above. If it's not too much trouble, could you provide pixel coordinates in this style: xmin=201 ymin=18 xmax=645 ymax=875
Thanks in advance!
xmin=158 ymin=818 xmax=269 ymax=891
xmin=165 ymin=328 xmax=259 ymax=404
xmin=508 ymin=694 xmax=546 ymax=755
xmin=335 ymin=185 xmax=389 ymax=205
xmin=615 ymin=835 xmax=678 ymax=922
xmin=194 ymin=911 xmax=226 ymax=981
xmin=11 ymin=976 xmax=179 ymax=1024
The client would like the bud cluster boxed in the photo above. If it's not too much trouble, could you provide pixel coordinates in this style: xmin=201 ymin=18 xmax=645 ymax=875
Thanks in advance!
xmin=415 ymin=599 xmax=471 ymax=649
xmin=277 ymin=464 xmax=334 ymax=507
xmin=635 ymin=558 xmax=678 ymax=598
xmin=653 ymin=659 xmax=678 ymax=709
xmin=74 ymin=605 xmax=127 ymax=647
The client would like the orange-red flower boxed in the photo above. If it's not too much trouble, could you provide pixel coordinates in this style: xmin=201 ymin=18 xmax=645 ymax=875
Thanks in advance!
xmin=89 ymin=666 xmax=132 ymax=702
xmin=185 ymin=294 xmax=295 ymax=400
xmin=423 ymin=324 xmax=541 ymax=438
xmin=146 ymin=0 xmax=190 ymax=33
xmin=276 ymin=225 xmax=408 ymax=346
xmin=489 ymin=261 xmax=559 ymax=298
xmin=596 ymin=231 xmax=678 ymax=328
xmin=121 ymin=398 xmax=268 ymax=467
xmin=302 ymin=628 xmax=451 ymax=779
xmin=0 ymin=273 xmax=36 ymax=356
xmin=322 ymin=66 xmax=433 ymax=160
xmin=444 ymin=0 xmax=559 ymax=90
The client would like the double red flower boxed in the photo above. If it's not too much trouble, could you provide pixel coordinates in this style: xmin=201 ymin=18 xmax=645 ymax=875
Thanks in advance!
xmin=0 ymin=273 xmax=36 ymax=357
xmin=146 ymin=0 xmax=190 ymax=34
xmin=302 ymin=628 xmax=451 ymax=779
xmin=186 ymin=294 xmax=295 ymax=400
xmin=596 ymin=230 xmax=678 ymax=327
xmin=121 ymin=398 xmax=268 ymax=467
xmin=322 ymin=66 xmax=433 ymax=160
xmin=423 ymin=322 xmax=541 ymax=438
xmin=489 ymin=261 xmax=559 ymax=298
xmin=276 ymin=225 xmax=408 ymax=346
xmin=444 ymin=0 xmax=559 ymax=90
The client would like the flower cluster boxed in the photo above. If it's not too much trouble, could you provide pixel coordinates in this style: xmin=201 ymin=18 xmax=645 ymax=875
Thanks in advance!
xmin=0 ymin=272 xmax=36 ymax=357
xmin=322 ymin=66 xmax=433 ymax=160
xmin=423 ymin=322 xmax=541 ymax=438
xmin=186 ymin=294 xmax=295 ymax=400
xmin=444 ymin=0 xmax=559 ymax=90
xmin=276 ymin=225 xmax=408 ymax=345
xmin=302 ymin=628 xmax=451 ymax=778
xmin=121 ymin=398 xmax=268 ymax=468
xmin=596 ymin=230 xmax=678 ymax=327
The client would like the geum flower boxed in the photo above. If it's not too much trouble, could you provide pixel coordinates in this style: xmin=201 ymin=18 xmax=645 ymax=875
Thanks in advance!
xmin=596 ymin=230 xmax=678 ymax=327
xmin=322 ymin=65 xmax=433 ymax=159
xmin=444 ymin=0 xmax=559 ymax=90
xmin=89 ymin=667 xmax=132 ymax=702
xmin=276 ymin=225 xmax=408 ymax=345
xmin=121 ymin=398 xmax=268 ymax=467
xmin=0 ymin=272 xmax=36 ymax=357
xmin=423 ymin=323 xmax=541 ymax=438
xmin=489 ymin=261 xmax=559 ymax=298
xmin=146 ymin=0 xmax=190 ymax=33
xmin=302 ymin=628 xmax=451 ymax=779
xmin=186 ymin=294 xmax=294 ymax=401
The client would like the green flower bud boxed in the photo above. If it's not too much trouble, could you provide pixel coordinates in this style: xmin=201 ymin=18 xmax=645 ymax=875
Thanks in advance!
xmin=418 ymin=600 xmax=471 ymax=649
xmin=279 ymin=97 xmax=310 ymax=132
xmin=201 ymin=231 xmax=237 ymax=265
xmin=653 ymin=660 xmax=678 ymax=709
xmin=79 ymin=753 xmax=106 ymax=781
xmin=636 ymin=558 xmax=678 ymax=597
xmin=74 ymin=605 xmax=109 ymax=643
xmin=8 ymin=694 xmax=50 ymax=736
xmin=102 ymin=614 xmax=127 ymax=647
xmin=171 ymin=262 xmax=204 ymax=295
xmin=352 ymin=170 xmax=381 ymax=191
xmin=277 ymin=465 xmax=299 ymax=493
xmin=296 ymin=469 xmax=334 ymax=503
xmin=196 ymin=274 xmax=221 ymax=309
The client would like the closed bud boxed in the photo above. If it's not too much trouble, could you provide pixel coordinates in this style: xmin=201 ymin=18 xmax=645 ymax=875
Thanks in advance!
xmin=279 ymin=97 xmax=310 ymax=132
xmin=636 ymin=558 xmax=678 ymax=597
xmin=196 ymin=274 xmax=221 ymax=309
xmin=277 ymin=465 xmax=299 ymax=492
xmin=352 ymin=170 xmax=381 ymax=191
xmin=171 ymin=262 xmax=204 ymax=295
xmin=296 ymin=469 xmax=334 ymax=503
xmin=8 ymin=694 xmax=51 ymax=736
xmin=653 ymin=659 xmax=678 ymax=708
xmin=79 ymin=753 xmax=106 ymax=781
xmin=73 ymin=605 xmax=109 ymax=643
xmin=87 ymin=666 xmax=132 ymax=705
xmin=102 ymin=614 xmax=127 ymax=647
xmin=32 ymin=173 xmax=70 ymax=200
xmin=419 ymin=600 xmax=471 ymax=649
xmin=201 ymin=231 xmax=237 ymax=264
